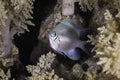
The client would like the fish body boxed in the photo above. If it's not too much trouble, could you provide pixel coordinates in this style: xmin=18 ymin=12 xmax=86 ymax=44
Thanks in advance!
xmin=48 ymin=19 xmax=90 ymax=60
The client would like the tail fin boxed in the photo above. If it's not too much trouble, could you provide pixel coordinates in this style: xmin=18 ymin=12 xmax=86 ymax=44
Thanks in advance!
xmin=79 ymin=28 xmax=92 ymax=40
xmin=76 ymin=41 xmax=92 ymax=54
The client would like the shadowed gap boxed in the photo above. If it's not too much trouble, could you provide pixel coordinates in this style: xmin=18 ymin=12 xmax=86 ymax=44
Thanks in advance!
xmin=14 ymin=0 xmax=57 ymax=65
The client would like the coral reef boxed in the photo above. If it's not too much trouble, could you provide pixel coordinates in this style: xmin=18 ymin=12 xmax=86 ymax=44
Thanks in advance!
xmin=37 ymin=0 xmax=120 ymax=80
xmin=0 ymin=69 xmax=11 ymax=80
xmin=0 ymin=0 xmax=34 ymax=56
xmin=27 ymin=69 xmax=63 ymax=80
xmin=10 ymin=0 xmax=34 ymax=35
xmin=27 ymin=52 xmax=63 ymax=80
xmin=78 ymin=0 xmax=99 ymax=11
xmin=1 ymin=0 xmax=120 ymax=80
xmin=89 ymin=10 xmax=120 ymax=78
xmin=0 ymin=0 xmax=34 ymax=79
xmin=0 ymin=44 xmax=25 ymax=80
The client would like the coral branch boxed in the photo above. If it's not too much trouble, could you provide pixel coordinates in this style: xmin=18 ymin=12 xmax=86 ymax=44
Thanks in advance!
xmin=89 ymin=10 xmax=120 ymax=78
xmin=0 ymin=0 xmax=34 ymax=56
xmin=27 ymin=52 xmax=63 ymax=80
xmin=1 ymin=13 xmax=13 ymax=56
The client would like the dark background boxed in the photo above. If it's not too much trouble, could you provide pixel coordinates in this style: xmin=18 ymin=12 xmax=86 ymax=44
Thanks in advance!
xmin=14 ymin=0 xmax=93 ymax=65
xmin=14 ymin=0 xmax=57 ymax=65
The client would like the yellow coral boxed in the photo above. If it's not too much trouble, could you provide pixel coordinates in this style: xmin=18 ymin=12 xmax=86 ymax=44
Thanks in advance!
xmin=0 ymin=0 xmax=34 ymax=56
xmin=0 ymin=69 xmax=11 ymax=80
xmin=10 ymin=0 xmax=34 ymax=35
xmin=78 ymin=0 xmax=120 ymax=12
xmin=27 ymin=52 xmax=56 ymax=73
xmin=89 ymin=10 xmax=120 ymax=78
xmin=0 ymin=1 xmax=7 ymax=27
xmin=78 ymin=0 xmax=99 ymax=11
xmin=27 ymin=69 xmax=63 ymax=80
xmin=26 ymin=52 xmax=63 ymax=80
xmin=0 ymin=1 xmax=8 ymax=56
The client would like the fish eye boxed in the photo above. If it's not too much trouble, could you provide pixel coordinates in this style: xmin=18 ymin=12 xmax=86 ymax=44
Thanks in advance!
xmin=49 ymin=31 xmax=58 ymax=40
xmin=51 ymin=31 xmax=57 ymax=37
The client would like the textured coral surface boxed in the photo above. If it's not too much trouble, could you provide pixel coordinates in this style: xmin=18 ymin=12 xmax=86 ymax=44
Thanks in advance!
xmin=0 ymin=0 xmax=120 ymax=80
